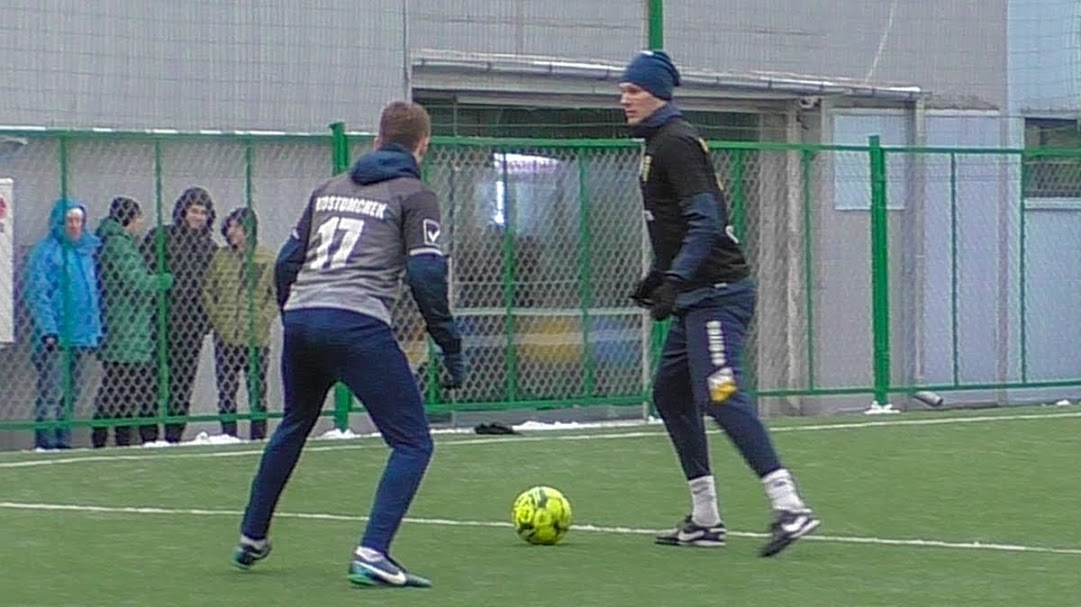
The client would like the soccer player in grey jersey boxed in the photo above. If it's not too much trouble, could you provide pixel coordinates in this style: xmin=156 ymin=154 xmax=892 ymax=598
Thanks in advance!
xmin=231 ymin=102 xmax=465 ymax=588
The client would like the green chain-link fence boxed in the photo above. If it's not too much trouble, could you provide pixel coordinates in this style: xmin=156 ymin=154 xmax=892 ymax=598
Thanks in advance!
xmin=1 ymin=127 xmax=1079 ymax=448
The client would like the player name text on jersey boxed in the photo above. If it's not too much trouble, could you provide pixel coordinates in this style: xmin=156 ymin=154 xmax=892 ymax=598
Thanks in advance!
xmin=315 ymin=195 xmax=388 ymax=220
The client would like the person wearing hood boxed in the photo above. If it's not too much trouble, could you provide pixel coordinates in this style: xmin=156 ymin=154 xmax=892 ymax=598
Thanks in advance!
xmin=619 ymin=50 xmax=819 ymax=557
xmin=92 ymin=197 xmax=174 ymax=448
xmin=144 ymin=186 xmax=218 ymax=443
xmin=231 ymin=101 xmax=465 ymax=588
xmin=24 ymin=198 xmax=102 ymax=450
xmin=202 ymin=207 xmax=276 ymax=440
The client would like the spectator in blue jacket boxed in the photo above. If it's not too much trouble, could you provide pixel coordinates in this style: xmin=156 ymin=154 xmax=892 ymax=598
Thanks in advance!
xmin=24 ymin=198 xmax=102 ymax=450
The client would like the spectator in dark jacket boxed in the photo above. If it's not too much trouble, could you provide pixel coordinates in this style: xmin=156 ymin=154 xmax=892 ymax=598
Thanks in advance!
xmin=145 ymin=187 xmax=217 ymax=443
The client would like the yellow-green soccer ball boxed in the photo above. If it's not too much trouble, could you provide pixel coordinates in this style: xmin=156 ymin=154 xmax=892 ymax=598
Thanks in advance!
xmin=511 ymin=486 xmax=573 ymax=545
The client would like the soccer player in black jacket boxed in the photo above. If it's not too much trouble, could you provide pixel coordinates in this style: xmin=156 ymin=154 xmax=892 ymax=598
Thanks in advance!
xmin=620 ymin=50 xmax=819 ymax=557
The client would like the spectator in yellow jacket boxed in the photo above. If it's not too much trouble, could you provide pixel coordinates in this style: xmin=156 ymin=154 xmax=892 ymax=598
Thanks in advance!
xmin=202 ymin=207 xmax=277 ymax=440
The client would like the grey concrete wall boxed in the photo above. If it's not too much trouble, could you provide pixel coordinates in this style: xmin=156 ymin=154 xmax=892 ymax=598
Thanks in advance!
xmin=2 ymin=0 xmax=1007 ymax=131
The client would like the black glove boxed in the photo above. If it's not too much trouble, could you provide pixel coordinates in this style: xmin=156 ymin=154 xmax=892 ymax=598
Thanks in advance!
xmin=631 ymin=271 xmax=664 ymax=308
xmin=649 ymin=278 xmax=680 ymax=321
xmin=440 ymin=350 xmax=467 ymax=389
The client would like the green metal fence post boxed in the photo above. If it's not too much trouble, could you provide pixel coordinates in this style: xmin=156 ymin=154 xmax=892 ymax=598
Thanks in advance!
xmin=802 ymin=149 xmax=816 ymax=390
xmin=949 ymin=152 xmax=960 ymax=387
xmin=329 ymin=122 xmax=353 ymax=431
xmin=153 ymin=139 xmax=169 ymax=430
xmin=244 ymin=141 xmax=262 ymax=433
xmin=577 ymin=150 xmax=596 ymax=396
xmin=1019 ymin=152 xmax=1029 ymax=383
xmin=57 ymin=136 xmax=75 ymax=441
xmin=730 ymin=149 xmax=746 ymax=239
xmin=647 ymin=0 xmax=664 ymax=49
xmin=420 ymin=154 xmax=440 ymax=407
xmin=500 ymin=150 xmax=519 ymax=401
xmin=729 ymin=148 xmax=756 ymax=394
xmin=868 ymin=135 xmax=891 ymax=406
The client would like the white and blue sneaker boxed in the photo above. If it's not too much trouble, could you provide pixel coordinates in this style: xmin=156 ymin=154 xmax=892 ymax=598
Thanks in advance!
xmin=348 ymin=547 xmax=431 ymax=588
xmin=760 ymin=509 xmax=820 ymax=557
xmin=654 ymin=514 xmax=726 ymax=547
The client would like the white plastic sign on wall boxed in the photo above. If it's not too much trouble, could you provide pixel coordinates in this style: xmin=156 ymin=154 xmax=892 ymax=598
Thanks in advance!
xmin=0 ymin=178 xmax=13 ymax=346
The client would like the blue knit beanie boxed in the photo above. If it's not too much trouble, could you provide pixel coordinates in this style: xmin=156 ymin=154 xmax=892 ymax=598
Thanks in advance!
xmin=621 ymin=50 xmax=681 ymax=100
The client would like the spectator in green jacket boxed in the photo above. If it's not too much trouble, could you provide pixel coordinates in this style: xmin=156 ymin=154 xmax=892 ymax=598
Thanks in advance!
xmin=92 ymin=197 xmax=173 ymax=447
xmin=202 ymin=207 xmax=277 ymax=440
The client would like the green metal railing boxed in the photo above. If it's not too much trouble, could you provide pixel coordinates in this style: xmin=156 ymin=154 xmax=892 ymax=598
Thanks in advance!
xmin=3 ymin=125 xmax=1081 ymax=441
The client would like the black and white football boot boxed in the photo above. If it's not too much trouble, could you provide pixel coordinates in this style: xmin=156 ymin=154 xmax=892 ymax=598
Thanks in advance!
xmin=760 ymin=509 xmax=820 ymax=557
xmin=654 ymin=515 xmax=726 ymax=548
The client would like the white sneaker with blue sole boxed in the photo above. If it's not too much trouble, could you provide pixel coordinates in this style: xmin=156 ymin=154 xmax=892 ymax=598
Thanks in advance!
xmin=348 ymin=548 xmax=431 ymax=588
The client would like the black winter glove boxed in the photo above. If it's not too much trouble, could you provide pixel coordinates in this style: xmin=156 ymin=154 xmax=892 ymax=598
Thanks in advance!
xmin=649 ymin=278 xmax=680 ymax=321
xmin=440 ymin=350 xmax=467 ymax=389
xmin=631 ymin=271 xmax=664 ymax=308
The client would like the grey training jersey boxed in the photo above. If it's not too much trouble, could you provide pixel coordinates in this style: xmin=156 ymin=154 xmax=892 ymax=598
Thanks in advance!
xmin=284 ymin=173 xmax=445 ymax=325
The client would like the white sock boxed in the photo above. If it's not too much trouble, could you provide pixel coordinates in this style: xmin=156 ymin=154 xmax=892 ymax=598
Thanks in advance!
xmin=355 ymin=546 xmax=384 ymax=561
xmin=688 ymin=475 xmax=721 ymax=527
xmin=762 ymin=468 xmax=806 ymax=512
xmin=240 ymin=535 xmax=266 ymax=550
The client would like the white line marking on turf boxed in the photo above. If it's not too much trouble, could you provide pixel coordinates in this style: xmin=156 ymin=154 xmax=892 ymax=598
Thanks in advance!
xmin=1 ymin=411 xmax=1079 ymax=470
xmin=1 ymin=500 xmax=1079 ymax=557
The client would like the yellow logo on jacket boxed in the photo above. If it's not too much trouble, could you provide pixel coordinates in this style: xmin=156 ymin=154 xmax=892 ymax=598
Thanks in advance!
xmin=695 ymin=137 xmax=727 ymax=193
